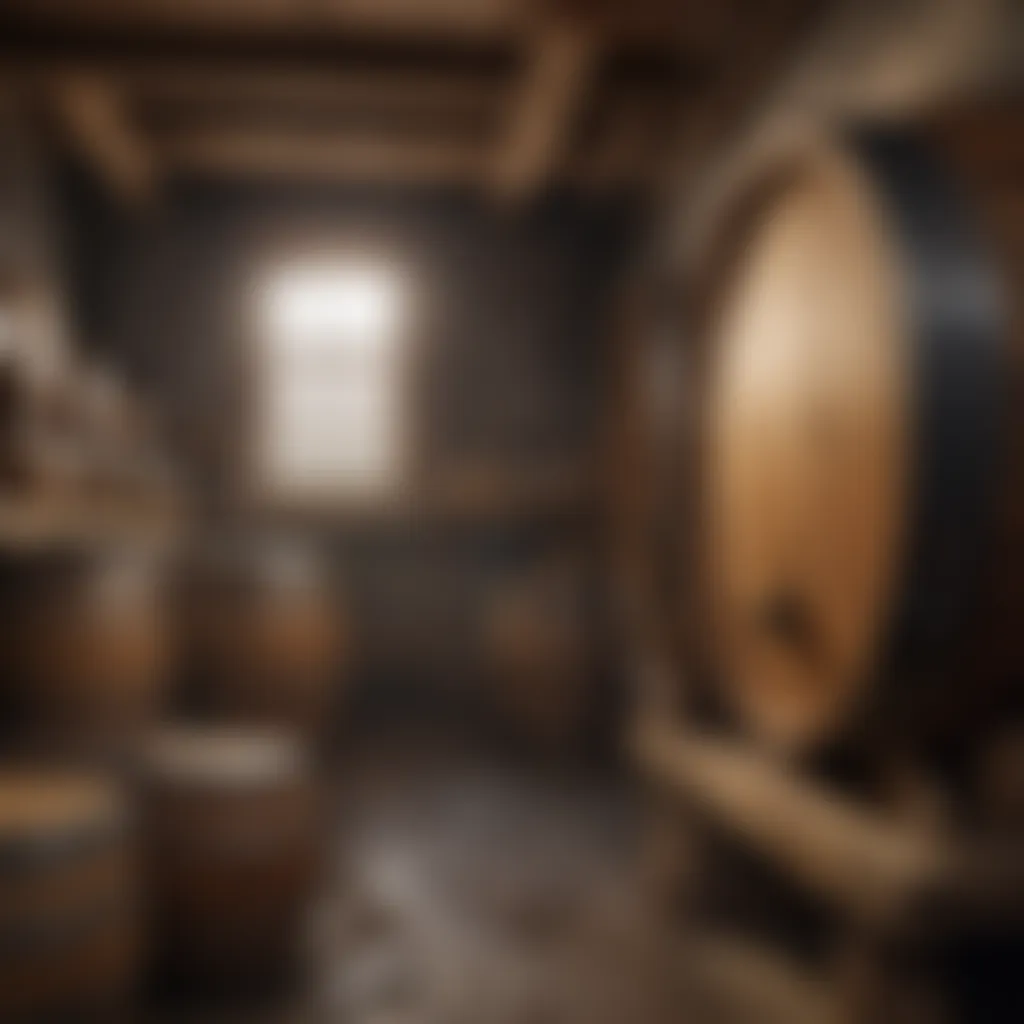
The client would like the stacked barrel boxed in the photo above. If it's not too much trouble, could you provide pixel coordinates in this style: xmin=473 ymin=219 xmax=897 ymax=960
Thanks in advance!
xmin=0 ymin=274 xmax=337 ymax=1016
xmin=146 ymin=533 xmax=342 ymax=998
xmin=140 ymin=727 xmax=323 ymax=995
xmin=179 ymin=537 xmax=345 ymax=736
xmin=0 ymin=537 xmax=338 ymax=1015
xmin=0 ymin=546 xmax=172 ymax=759
xmin=0 ymin=775 xmax=139 ymax=1020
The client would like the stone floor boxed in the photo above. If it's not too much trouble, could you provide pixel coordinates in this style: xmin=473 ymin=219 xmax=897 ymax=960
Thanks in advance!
xmin=151 ymin=726 xmax=848 ymax=1024
xmin=313 ymin=730 xmax=691 ymax=1024
xmin=151 ymin=726 xmax=706 ymax=1024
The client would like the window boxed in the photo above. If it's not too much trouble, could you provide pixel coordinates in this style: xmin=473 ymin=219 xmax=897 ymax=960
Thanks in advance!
xmin=255 ymin=260 xmax=410 ymax=506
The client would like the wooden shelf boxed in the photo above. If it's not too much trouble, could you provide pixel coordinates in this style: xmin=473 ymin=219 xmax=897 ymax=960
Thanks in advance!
xmin=0 ymin=493 xmax=186 ymax=550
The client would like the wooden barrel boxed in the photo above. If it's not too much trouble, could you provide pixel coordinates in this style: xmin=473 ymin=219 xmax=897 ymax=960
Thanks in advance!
xmin=483 ymin=562 xmax=597 ymax=749
xmin=181 ymin=538 xmax=343 ymax=734
xmin=680 ymin=106 xmax=1024 ymax=753
xmin=0 ymin=546 xmax=171 ymax=749
xmin=140 ymin=728 xmax=322 ymax=991
xmin=0 ymin=774 xmax=139 ymax=1020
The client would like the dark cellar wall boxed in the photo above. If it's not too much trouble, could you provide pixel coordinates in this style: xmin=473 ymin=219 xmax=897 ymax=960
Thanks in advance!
xmin=60 ymin=171 xmax=642 ymax=502
xmin=58 ymin=170 xmax=642 ymax=707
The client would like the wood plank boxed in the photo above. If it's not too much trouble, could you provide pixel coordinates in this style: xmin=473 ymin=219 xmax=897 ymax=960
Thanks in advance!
xmin=123 ymin=65 xmax=508 ymax=119
xmin=49 ymin=73 xmax=155 ymax=204
xmin=634 ymin=716 xmax=1024 ymax=936
xmin=0 ymin=0 xmax=523 ymax=42
xmin=632 ymin=717 xmax=948 ymax=927
xmin=163 ymin=126 xmax=486 ymax=184
xmin=490 ymin=25 xmax=598 ymax=200
xmin=661 ymin=0 xmax=825 ymax=200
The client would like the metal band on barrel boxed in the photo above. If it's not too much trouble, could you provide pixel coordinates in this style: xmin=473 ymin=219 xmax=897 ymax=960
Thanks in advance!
xmin=853 ymin=128 xmax=1009 ymax=683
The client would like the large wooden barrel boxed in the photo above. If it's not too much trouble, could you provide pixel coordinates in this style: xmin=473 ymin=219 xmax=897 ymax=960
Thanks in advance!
xmin=181 ymin=539 xmax=344 ymax=734
xmin=0 ymin=774 xmax=139 ymax=1020
xmin=681 ymin=106 xmax=1024 ymax=753
xmin=140 ymin=728 xmax=322 ymax=991
xmin=0 ymin=546 xmax=171 ymax=750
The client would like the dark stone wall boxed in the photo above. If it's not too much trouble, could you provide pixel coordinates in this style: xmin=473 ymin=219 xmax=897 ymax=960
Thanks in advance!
xmin=57 ymin=172 xmax=642 ymax=713
xmin=61 ymin=174 xmax=641 ymax=502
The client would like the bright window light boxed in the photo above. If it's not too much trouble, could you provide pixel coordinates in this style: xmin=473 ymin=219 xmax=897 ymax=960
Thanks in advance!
xmin=254 ymin=259 xmax=411 ymax=505
xmin=262 ymin=263 xmax=406 ymax=349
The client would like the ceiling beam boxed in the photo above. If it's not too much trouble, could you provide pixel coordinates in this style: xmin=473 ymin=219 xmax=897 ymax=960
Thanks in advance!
xmin=0 ymin=0 xmax=523 ymax=43
xmin=50 ymin=73 xmax=156 ymax=204
xmin=123 ymin=64 xmax=508 ymax=117
xmin=489 ymin=24 xmax=599 ymax=201
xmin=163 ymin=127 xmax=485 ymax=185
xmin=0 ymin=0 xmax=703 ymax=49
xmin=661 ymin=0 xmax=826 ymax=199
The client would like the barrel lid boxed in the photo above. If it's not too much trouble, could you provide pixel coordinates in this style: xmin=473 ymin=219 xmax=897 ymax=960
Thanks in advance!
xmin=0 ymin=774 xmax=124 ymax=868
xmin=704 ymin=137 xmax=910 ymax=750
xmin=701 ymin=125 xmax=1007 ymax=752
xmin=142 ymin=727 xmax=308 ymax=787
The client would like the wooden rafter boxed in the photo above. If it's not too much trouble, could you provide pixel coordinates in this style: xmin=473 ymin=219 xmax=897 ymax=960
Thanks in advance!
xmin=163 ymin=128 xmax=485 ymax=185
xmin=661 ymin=0 xmax=826 ymax=200
xmin=50 ymin=73 xmax=155 ymax=204
xmin=49 ymin=73 xmax=153 ymax=202
xmin=0 ymin=0 xmax=523 ymax=43
xmin=490 ymin=24 xmax=599 ymax=200
xmin=123 ymin=65 xmax=508 ymax=120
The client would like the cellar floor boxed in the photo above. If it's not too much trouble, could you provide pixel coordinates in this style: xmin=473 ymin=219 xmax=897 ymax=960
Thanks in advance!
xmin=150 ymin=724 xmax=706 ymax=1024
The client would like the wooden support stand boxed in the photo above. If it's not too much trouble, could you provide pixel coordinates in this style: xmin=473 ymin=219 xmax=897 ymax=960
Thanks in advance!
xmin=631 ymin=714 xmax=1024 ymax=1022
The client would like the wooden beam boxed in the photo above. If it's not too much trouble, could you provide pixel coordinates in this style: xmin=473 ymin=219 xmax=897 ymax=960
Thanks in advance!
xmin=163 ymin=127 xmax=485 ymax=185
xmin=576 ymin=93 xmax=675 ymax=193
xmin=0 ymin=0 xmax=523 ymax=43
xmin=50 ymin=73 xmax=155 ymax=204
xmin=634 ymin=717 xmax=1024 ymax=938
xmin=661 ymin=0 xmax=825 ymax=199
xmin=490 ymin=25 xmax=598 ymax=200
xmin=123 ymin=65 xmax=508 ymax=120
xmin=0 ymin=0 xmax=703 ymax=49
xmin=526 ymin=0 xmax=733 ymax=52
xmin=632 ymin=717 xmax=949 ymax=928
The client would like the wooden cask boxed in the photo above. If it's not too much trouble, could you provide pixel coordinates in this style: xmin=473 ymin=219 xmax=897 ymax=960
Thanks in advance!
xmin=0 ymin=774 xmax=139 ymax=1020
xmin=140 ymin=728 xmax=322 ymax=991
xmin=182 ymin=539 xmax=343 ymax=735
xmin=683 ymin=106 xmax=1024 ymax=753
xmin=0 ymin=546 xmax=171 ymax=750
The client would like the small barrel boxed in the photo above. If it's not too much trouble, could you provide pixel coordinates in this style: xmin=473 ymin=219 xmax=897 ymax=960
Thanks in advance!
xmin=181 ymin=538 xmax=344 ymax=735
xmin=483 ymin=562 xmax=597 ymax=749
xmin=139 ymin=728 xmax=322 ymax=992
xmin=0 ymin=774 xmax=139 ymax=1021
xmin=0 ymin=546 xmax=171 ymax=752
